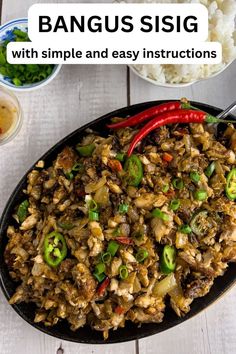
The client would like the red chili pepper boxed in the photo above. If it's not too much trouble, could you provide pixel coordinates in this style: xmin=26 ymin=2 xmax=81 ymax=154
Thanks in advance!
xmin=162 ymin=152 xmax=173 ymax=163
xmin=165 ymin=190 xmax=176 ymax=198
xmin=115 ymin=306 xmax=125 ymax=315
xmin=76 ymin=188 xmax=86 ymax=197
xmin=107 ymin=101 xmax=186 ymax=129
xmin=127 ymin=109 xmax=224 ymax=157
xmin=116 ymin=237 xmax=134 ymax=245
xmin=108 ymin=159 xmax=123 ymax=172
xmin=97 ymin=276 xmax=110 ymax=296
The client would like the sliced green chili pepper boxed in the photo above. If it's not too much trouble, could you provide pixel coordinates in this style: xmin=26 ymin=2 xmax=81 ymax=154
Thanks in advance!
xmin=151 ymin=208 xmax=169 ymax=221
xmin=190 ymin=171 xmax=200 ymax=183
xmin=119 ymin=265 xmax=129 ymax=279
xmin=17 ymin=200 xmax=29 ymax=223
xmin=88 ymin=210 xmax=99 ymax=221
xmin=190 ymin=210 xmax=208 ymax=237
xmin=193 ymin=189 xmax=208 ymax=201
xmin=118 ymin=203 xmax=129 ymax=214
xmin=136 ymin=249 xmax=149 ymax=263
xmin=107 ymin=240 xmax=119 ymax=257
xmin=179 ymin=224 xmax=192 ymax=234
xmin=93 ymin=272 xmax=106 ymax=283
xmin=44 ymin=232 xmax=67 ymax=267
xmin=101 ymin=252 xmax=112 ymax=264
xmin=76 ymin=143 xmax=95 ymax=157
xmin=172 ymin=178 xmax=184 ymax=190
xmin=116 ymin=152 xmax=126 ymax=162
xmin=205 ymin=162 xmax=216 ymax=178
xmin=160 ymin=245 xmax=176 ymax=274
xmin=162 ymin=184 xmax=169 ymax=193
xmin=57 ymin=221 xmax=74 ymax=230
xmin=124 ymin=155 xmax=143 ymax=187
xmin=169 ymin=199 xmax=180 ymax=211
xmin=226 ymin=168 xmax=236 ymax=200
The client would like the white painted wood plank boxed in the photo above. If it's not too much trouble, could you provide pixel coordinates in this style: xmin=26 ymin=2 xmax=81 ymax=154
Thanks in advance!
xmin=130 ymin=60 xmax=236 ymax=110
xmin=130 ymin=58 xmax=236 ymax=354
xmin=0 ymin=1 xmax=136 ymax=354
xmin=138 ymin=287 xmax=236 ymax=354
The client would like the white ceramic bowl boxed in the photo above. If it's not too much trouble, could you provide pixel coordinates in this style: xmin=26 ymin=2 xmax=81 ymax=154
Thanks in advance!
xmin=0 ymin=86 xmax=23 ymax=145
xmin=128 ymin=61 xmax=234 ymax=88
xmin=0 ymin=18 xmax=61 ymax=92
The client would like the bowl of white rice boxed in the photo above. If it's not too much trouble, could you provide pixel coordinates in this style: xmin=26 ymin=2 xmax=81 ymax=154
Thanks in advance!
xmin=128 ymin=0 xmax=236 ymax=87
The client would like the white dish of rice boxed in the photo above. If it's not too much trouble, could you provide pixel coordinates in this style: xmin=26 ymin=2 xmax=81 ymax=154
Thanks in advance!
xmin=128 ymin=0 xmax=236 ymax=86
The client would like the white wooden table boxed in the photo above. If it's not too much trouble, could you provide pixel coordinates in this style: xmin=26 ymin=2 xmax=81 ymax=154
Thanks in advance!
xmin=0 ymin=1 xmax=236 ymax=353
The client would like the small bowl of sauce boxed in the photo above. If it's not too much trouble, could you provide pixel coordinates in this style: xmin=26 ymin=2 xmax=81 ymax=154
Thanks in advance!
xmin=0 ymin=87 xmax=22 ymax=145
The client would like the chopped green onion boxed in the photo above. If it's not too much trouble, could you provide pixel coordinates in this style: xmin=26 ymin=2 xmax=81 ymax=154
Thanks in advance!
xmin=13 ymin=78 xmax=22 ymax=86
xmin=17 ymin=200 xmax=29 ymax=223
xmin=118 ymin=203 xmax=129 ymax=214
xmin=107 ymin=240 xmax=119 ymax=256
xmin=132 ymin=231 xmax=144 ymax=241
xmin=93 ymin=272 xmax=106 ymax=283
xmin=89 ymin=199 xmax=98 ymax=212
xmin=116 ymin=152 xmax=126 ymax=162
xmin=13 ymin=29 xmax=29 ymax=40
xmin=88 ymin=210 xmax=99 ymax=221
xmin=169 ymin=199 xmax=180 ymax=211
xmin=136 ymin=249 xmax=149 ymax=263
xmin=119 ymin=265 xmax=129 ymax=280
xmin=101 ymin=252 xmax=112 ymax=264
xmin=76 ymin=143 xmax=95 ymax=157
xmin=162 ymin=184 xmax=169 ymax=193
xmin=205 ymin=162 xmax=216 ymax=178
xmin=190 ymin=171 xmax=200 ymax=183
xmin=172 ymin=178 xmax=184 ymax=190
xmin=65 ymin=171 xmax=74 ymax=180
xmin=179 ymin=224 xmax=192 ymax=234
xmin=113 ymin=227 xmax=121 ymax=236
xmin=72 ymin=162 xmax=83 ymax=172
xmin=94 ymin=262 xmax=106 ymax=275
xmin=0 ymin=28 xmax=54 ymax=86
xmin=151 ymin=208 xmax=169 ymax=221
xmin=193 ymin=189 xmax=208 ymax=201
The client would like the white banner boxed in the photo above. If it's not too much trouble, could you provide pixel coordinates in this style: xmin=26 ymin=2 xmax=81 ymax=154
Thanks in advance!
xmin=7 ymin=42 xmax=222 ymax=65
xmin=7 ymin=3 xmax=222 ymax=65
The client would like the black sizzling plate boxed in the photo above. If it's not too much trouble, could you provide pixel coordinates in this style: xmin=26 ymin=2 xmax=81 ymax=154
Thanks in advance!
xmin=0 ymin=100 xmax=236 ymax=344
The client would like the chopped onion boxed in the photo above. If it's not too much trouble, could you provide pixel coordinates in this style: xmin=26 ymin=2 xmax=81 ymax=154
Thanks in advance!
xmin=152 ymin=273 xmax=177 ymax=297
xmin=94 ymin=185 xmax=110 ymax=206
xmin=85 ymin=176 xmax=107 ymax=193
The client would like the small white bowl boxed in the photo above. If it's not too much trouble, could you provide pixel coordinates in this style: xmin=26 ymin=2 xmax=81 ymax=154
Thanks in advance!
xmin=0 ymin=18 xmax=62 ymax=92
xmin=0 ymin=86 xmax=23 ymax=146
xmin=129 ymin=61 xmax=234 ymax=88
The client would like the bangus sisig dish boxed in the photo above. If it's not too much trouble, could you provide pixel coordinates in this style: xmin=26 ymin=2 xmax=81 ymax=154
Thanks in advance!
xmin=0 ymin=100 xmax=236 ymax=344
